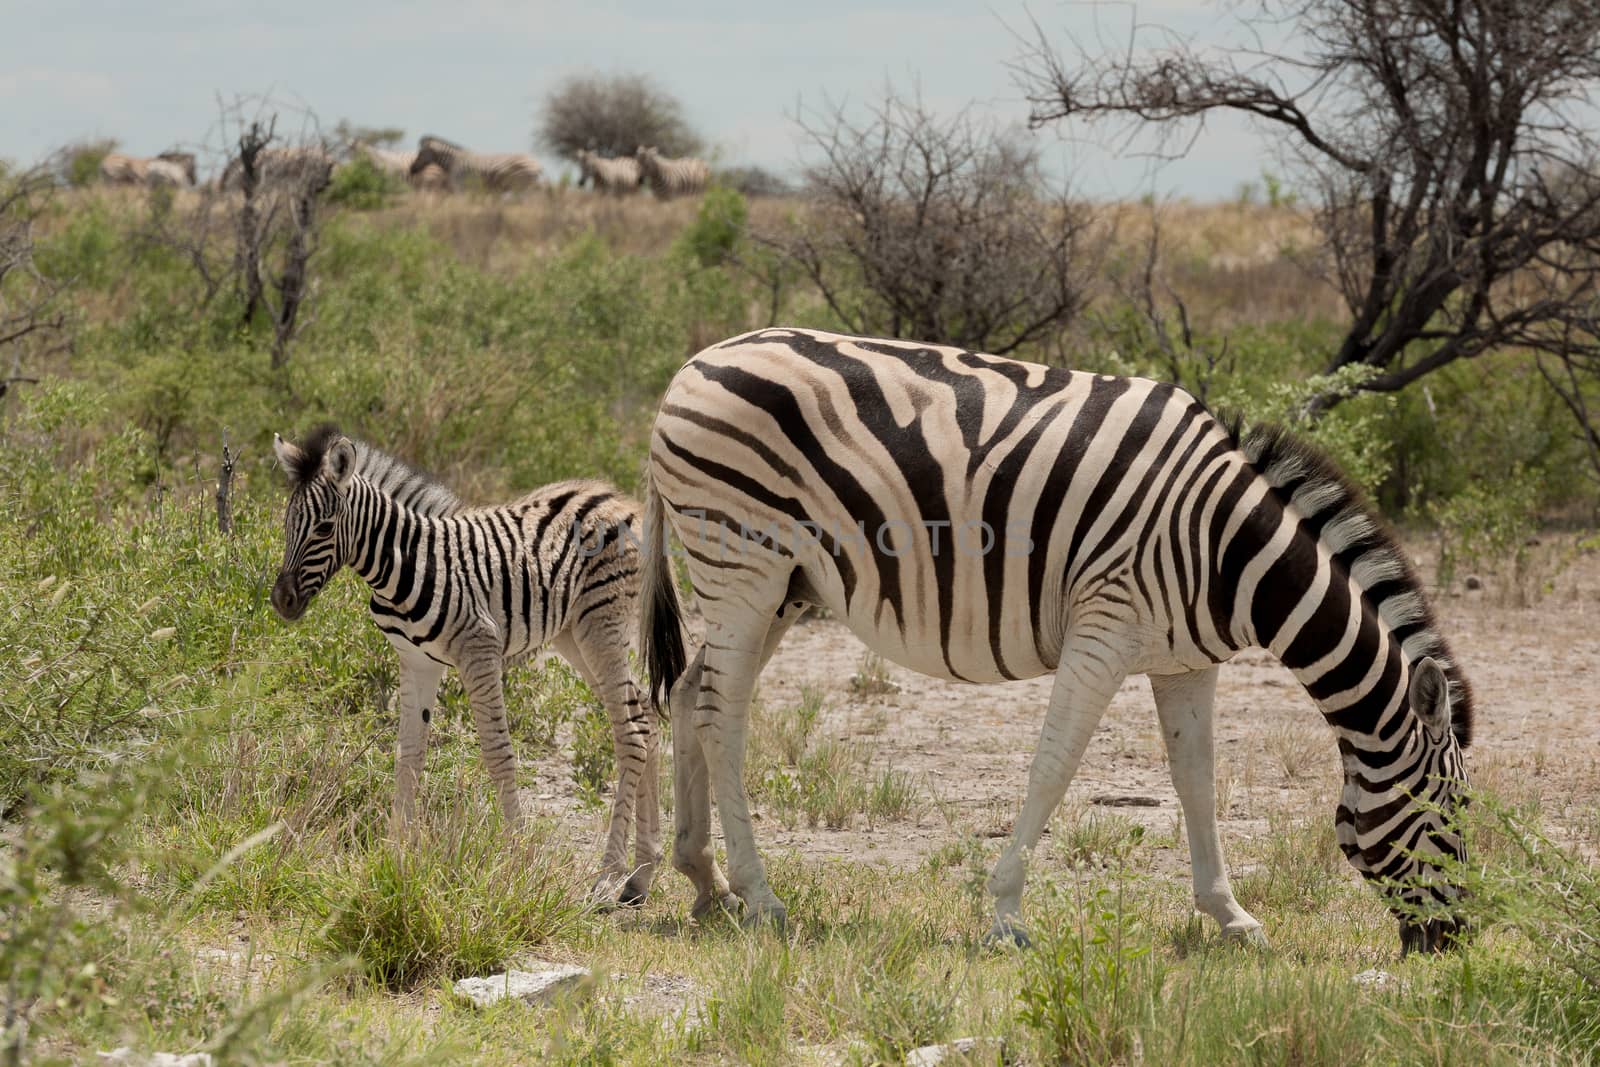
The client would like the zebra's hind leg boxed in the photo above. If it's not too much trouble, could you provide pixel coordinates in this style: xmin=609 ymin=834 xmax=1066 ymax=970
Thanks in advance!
xmin=693 ymin=597 xmax=808 ymax=929
xmin=987 ymin=630 xmax=1129 ymax=947
xmin=667 ymin=649 xmax=736 ymax=919
xmin=553 ymin=626 xmax=654 ymax=909
xmin=391 ymin=648 xmax=446 ymax=836
xmin=1150 ymin=666 xmax=1265 ymax=945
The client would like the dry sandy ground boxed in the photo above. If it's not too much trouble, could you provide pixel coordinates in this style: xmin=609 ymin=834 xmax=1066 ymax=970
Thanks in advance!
xmin=527 ymin=540 xmax=1600 ymax=887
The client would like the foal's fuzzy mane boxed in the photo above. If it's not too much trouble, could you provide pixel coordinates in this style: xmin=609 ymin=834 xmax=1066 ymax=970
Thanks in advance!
xmin=287 ymin=424 xmax=463 ymax=517
xmin=1226 ymin=416 xmax=1474 ymax=749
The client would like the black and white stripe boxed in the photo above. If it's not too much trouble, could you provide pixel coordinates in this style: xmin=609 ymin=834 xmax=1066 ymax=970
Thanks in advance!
xmin=410 ymin=135 xmax=542 ymax=193
xmin=575 ymin=149 xmax=643 ymax=195
xmin=634 ymin=145 xmax=709 ymax=199
xmin=271 ymin=427 xmax=661 ymax=905
xmin=639 ymin=327 xmax=1474 ymax=951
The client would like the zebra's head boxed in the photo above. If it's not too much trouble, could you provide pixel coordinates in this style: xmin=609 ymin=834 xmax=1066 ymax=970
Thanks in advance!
xmin=1337 ymin=655 xmax=1472 ymax=955
xmin=270 ymin=427 xmax=358 ymax=622
xmin=411 ymin=136 xmax=460 ymax=175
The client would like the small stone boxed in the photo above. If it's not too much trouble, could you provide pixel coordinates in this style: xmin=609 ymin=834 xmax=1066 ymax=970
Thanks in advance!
xmin=1352 ymin=968 xmax=1407 ymax=992
xmin=98 ymin=1050 xmax=214 ymax=1066
xmin=453 ymin=965 xmax=591 ymax=1008
xmin=1091 ymin=794 xmax=1161 ymax=807
xmin=1463 ymin=575 xmax=1483 ymax=591
xmin=906 ymin=1036 xmax=1006 ymax=1066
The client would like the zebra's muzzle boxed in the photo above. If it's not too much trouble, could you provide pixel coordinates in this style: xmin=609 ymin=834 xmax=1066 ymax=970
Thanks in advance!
xmin=271 ymin=573 xmax=309 ymax=621
xmin=1398 ymin=915 xmax=1469 ymax=956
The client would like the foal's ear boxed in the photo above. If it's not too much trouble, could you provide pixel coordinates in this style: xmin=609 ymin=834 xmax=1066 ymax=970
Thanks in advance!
xmin=273 ymin=433 xmax=306 ymax=477
xmin=1409 ymin=656 xmax=1453 ymax=741
xmin=323 ymin=436 xmax=358 ymax=488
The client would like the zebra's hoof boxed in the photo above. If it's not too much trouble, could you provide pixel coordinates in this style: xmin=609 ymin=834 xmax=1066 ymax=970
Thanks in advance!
xmin=740 ymin=902 xmax=788 ymax=933
xmin=984 ymin=919 xmax=1031 ymax=950
xmin=1222 ymin=922 xmax=1268 ymax=948
xmin=691 ymin=891 xmax=740 ymax=922
xmin=617 ymin=880 xmax=650 ymax=909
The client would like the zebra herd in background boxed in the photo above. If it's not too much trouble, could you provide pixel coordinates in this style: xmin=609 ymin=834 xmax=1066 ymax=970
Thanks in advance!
xmin=272 ymin=324 xmax=1479 ymax=956
xmin=93 ymin=133 xmax=710 ymax=199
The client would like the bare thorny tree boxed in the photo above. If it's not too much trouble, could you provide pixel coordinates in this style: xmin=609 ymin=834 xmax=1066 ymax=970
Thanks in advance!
xmin=0 ymin=167 xmax=66 ymax=403
xmin=142 ymin=98 xmax=333 ymax=372
xmin=761 ymin=90 xmax=1097 ymax=356
xmin=1018 ymin=0 xmax=1600 ymax=478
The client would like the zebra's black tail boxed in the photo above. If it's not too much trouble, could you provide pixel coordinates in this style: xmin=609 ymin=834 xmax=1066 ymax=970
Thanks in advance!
xmin=637 ymin=471 xmax=686 ymax=712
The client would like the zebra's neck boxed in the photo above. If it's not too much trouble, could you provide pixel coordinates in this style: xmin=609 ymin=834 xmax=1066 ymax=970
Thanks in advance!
xmin=1222 ymin=426 xmax=1472 ymax=760
xmin=351 ymin=442 xmax=462 ymax=516
xmin=339 ymin=476 xmax=453 ymax=608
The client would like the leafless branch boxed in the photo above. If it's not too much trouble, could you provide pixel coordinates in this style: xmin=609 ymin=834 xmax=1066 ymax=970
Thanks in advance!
xmin=1018 ymin=0 xmax=1600 ymax=415
xmin=757 ymin=87 xmax=1098 ymax=354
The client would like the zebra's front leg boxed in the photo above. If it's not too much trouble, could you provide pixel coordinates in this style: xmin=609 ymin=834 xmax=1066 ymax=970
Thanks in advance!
xmin=987 ymin=635 xmax=1127 ymax=947
xmin=391 ymin=650 xmax=446 ymax=835
xmin=459 ymin=644 xmax=525 ymax=831
xmin=1151 ymin=667 xmax=1265 ymax=945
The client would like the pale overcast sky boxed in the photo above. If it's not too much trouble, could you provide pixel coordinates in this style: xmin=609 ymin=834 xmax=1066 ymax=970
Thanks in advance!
xmin=2 ymin=1 xmax=1282 ymax=199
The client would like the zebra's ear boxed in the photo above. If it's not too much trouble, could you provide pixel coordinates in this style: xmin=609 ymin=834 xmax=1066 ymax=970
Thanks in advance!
xmin=1409 ymin=656 xmax=1452 ymax=741
xmin=273 ymin=433 xmax=305 ymax=476
xmin=323 ymin=436 xmax=358 ymax=488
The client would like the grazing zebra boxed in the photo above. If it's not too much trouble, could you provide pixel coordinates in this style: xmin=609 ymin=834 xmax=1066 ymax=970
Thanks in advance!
xmin=99 ymin=151 xmax=196 ymax=187
xmin=350 ymin=143 xmax=416 ymax=177
xmin=634 ymin=146 xmax=709 ymax=199
xmin=220 ymin=146 xmax=335 ymax=193
xmin=639 ymin=327 xmax=1475 ymax=953
xmin=575 ymin=149 xmax=643 ymax=195
xmin=271 ymin=427 xmax=662 ymax=906
xmin=410 ymin=135 xmax=542 ymax=193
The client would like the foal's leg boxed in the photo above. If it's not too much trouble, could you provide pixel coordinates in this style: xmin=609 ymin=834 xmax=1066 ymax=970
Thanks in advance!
xmin=1150 ymin=666 xmax=1264 ymax=944
xmin=457 ymin=636 xmax=524 ymax=830
xmin=554 ymin=620 xmax=656 ymax=906
xmin=391 ymin=647 xmax=446 ymax=834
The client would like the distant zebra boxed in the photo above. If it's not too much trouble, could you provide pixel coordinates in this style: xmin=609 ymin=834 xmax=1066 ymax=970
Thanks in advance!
xmin=220 ymin=146 xmax=335 ymax=193
xmin=575 ymin=150 xmax=642 ymax=195
xmin=410 ymin=135 xmax=542 ymax=193
xmin=351 ymin=143 xmax=416 ymax=178
xmin=271 ymin=427 xmax=662 ymax=906
xmin=100 ymin=151 xmax=197 ymax=187
xmin=639 ymin=327 xmax=1475 ymax=953
xmin=635 ymin=146 xmax=709 ymax=199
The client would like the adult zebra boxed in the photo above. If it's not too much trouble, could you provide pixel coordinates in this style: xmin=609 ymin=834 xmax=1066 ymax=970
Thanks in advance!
xmin=100 ymin=151 xmax=197 ymax=187
xmin=639 ymin=327 xmax=1475 ymax=954
xmin=350 ymin=143 xmax=416 ymax=178
xmin=635 ymin=146 xmax=709 ymax=199
xmin=219 ymin=147 xmax=335 ymax=192
xmin=410 ymin=135 xmax=542 ymax=193
xmin=575 ymin=149 xmax=642 ymax=195
xmin=271 ymin=427 xmax=661 ymax=906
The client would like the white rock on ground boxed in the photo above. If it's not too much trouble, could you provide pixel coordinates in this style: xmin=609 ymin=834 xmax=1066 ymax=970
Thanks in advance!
xmin=906 ymin=1036 xmax=1006 ymax=1066
xmin=1352 ymin=968 xmax=1408 ymax=992
xmin=453 ymin=964 xmax=592 ymax=1008
xmin=98 ymin=1049 xmax=214 ymax=1066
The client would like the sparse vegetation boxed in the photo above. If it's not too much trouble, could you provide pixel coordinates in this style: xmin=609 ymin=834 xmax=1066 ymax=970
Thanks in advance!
xmin=4 ymin=159 xmax=1597 ymax=1063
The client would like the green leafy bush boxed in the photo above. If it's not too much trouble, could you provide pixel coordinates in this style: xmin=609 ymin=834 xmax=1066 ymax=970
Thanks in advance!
xmin=326 ymin=155 xmax=402 ymax=210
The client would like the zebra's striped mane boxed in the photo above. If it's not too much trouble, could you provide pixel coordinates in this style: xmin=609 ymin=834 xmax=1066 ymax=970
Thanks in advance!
xmin=1229 ymin=418 xmax=1473 ymax=748
xmin=418 ymin=135 xmax=465 ymax=153
xmin=291 ymin=424 xmax=463 ymax=516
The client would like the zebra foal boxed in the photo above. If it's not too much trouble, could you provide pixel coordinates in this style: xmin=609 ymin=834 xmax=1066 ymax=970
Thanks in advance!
xmin=634 ymin=146 xmax=709 ymax=199
xmin=270 ymin=427 xmax=661 ymax=905
xmin=640 ymin=327 xmax=1475 ymax=954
